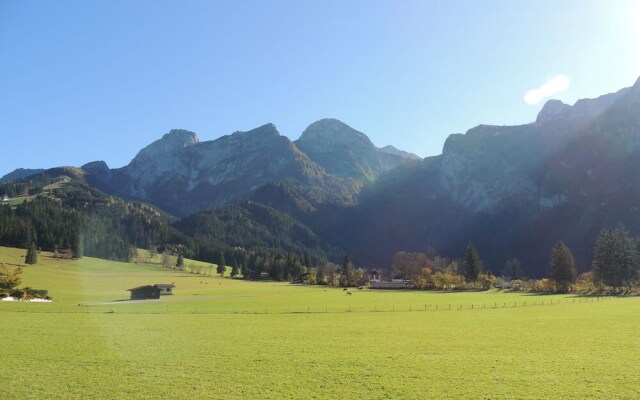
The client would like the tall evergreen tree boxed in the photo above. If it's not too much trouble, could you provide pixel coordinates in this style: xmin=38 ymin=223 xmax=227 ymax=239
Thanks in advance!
xmin=316 ymin=263 xmax=326 ymax=285
xmin=463 ymin=243 xmax=483 ymax=283
xmin=240 ymin=262 xmax=249 ymax=279
xmin=230 ymin=259 xmax=239 ymax=278
xmin=340 ymin=255 xmax=352 ymax=287
xmin=593 ymin=226 xmax=639 ymax=290
xmin=549 ymin=241 xmax=576 ymax=292
xmin=503 ymin=258 xmax=523 ymax=279
xmin=216 ymin=253 xmax=226 ymax=277
xmin=25 ymin=243 xmax=38 ymax=265
xmin=176 ymin=253 xmax=184 ymax=270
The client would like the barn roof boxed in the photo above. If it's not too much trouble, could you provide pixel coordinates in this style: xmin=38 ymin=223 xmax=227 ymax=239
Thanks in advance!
xmin=127 ymin=284 xmax=174 ymax=291
xmin=155 ymin=283 xmax=175 ymax=289
xmin=127 ymin=285 xmax=155 ymax=291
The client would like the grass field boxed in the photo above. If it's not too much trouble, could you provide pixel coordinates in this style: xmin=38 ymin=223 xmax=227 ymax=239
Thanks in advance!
xmin=1 ymin=246 xmax=639 ymax=399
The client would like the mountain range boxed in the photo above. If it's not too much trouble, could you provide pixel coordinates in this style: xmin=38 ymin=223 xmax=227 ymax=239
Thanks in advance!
xmin=3 ymin=77 xmax=640 ymax=277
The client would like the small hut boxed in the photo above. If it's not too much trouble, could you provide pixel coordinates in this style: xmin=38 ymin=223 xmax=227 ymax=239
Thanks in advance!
xmin=127 ymin=283 xmax=175 ymax=300
xmin=127 ymin=285 xmax=161 ymax=300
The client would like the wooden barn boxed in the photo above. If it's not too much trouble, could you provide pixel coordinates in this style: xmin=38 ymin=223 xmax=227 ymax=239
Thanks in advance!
xmin=127 ymin=285 xmax=160 ymax=300
xmin=127 ymin=283 xmax=176 ymax=300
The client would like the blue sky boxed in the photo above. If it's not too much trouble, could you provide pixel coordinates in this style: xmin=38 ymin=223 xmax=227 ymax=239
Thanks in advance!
xmin=1 ymin=0 xmax=639 ymax=176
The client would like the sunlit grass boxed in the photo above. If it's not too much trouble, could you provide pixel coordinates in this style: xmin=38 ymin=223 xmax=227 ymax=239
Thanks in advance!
xmin=1 ymin=246 xmax=638 ymax=399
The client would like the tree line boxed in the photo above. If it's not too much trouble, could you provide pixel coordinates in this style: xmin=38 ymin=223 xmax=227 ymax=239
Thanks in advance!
xmin=386 ymin=225 xmax=640 ymax=293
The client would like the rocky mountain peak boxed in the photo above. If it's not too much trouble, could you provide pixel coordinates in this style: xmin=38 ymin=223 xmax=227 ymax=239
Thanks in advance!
xmin=163 ymin=129 xmax=200 ymax=146
xmin=82 ymin=160 xmax=109 ymax=171
xmin=230 ymin=123 xmax=280 ymax=141
xmin=537 ymin=81 xmax=639 ymax=125
xmin=130 ymin=129 xmax=199 ymax=165
xmin=297 ymin=118 xmax=375 ymax=150
xmin=536 ymin=99 xmax=572 ymax=123
xmin=295 ymin=118 xmax=414 ymax=180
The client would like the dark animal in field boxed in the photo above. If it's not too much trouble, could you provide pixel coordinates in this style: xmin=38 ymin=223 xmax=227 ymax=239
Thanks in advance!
xmin=346 ymin=292 xmax=352 ymax=295
xmin=343 ymin=288 xmax=348 ymax=291
xmin=357 ymin=286 xmax=363 ymax=290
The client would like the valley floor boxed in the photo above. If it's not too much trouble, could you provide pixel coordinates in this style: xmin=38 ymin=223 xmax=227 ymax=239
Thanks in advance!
xmin=1 ymin=247 xmax=639 ymax=399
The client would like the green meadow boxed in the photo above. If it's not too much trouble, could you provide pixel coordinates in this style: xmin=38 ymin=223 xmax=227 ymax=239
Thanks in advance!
xmin=1 ymin=246 xmax=639 ymax=399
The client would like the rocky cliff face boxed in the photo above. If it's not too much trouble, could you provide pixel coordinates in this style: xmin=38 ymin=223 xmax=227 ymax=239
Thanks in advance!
xmin=295 ymin=118 xmax=417 ymax=181
xmin=379 ymin=145 xmax=421 ymax=160
xmin=90 ymin=123 xmax=359 ymax=217
xmin=333 ymin=77 xmax=640 ymax=276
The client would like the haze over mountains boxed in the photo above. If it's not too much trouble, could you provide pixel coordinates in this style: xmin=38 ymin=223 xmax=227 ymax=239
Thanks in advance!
xmin=3 ymin=77 xmax=640 ymax=276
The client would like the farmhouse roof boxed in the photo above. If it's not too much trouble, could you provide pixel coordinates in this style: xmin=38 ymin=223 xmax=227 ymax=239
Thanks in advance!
xmin=128 ymin=284 xmax=175 ymax=291
xmin=155 ymin=283 xmax=175 ymax=289
xmin=127 ymin=285 xmax=155 ymax=291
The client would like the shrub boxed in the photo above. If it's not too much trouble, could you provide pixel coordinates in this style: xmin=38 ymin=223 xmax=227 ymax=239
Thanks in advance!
xmin=509 ymin=280 xmax=525 ymax=291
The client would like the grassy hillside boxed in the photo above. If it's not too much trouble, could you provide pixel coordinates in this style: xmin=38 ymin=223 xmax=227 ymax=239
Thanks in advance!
xmin=1 ymin=246 xmax=638 ymax=399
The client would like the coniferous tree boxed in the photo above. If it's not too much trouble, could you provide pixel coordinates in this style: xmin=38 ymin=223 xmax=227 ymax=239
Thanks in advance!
xmin=503 ymin=258 xmax=523 ymax=279
xmin=303 ymin=251 xmax=311 ymax=268
xmin=463 ymin=243 xmax=483 ymax=283
xmin=231 ymin=259 xmax=239 ymax=278
xmin=176 ymin=253 xmax=184 ymax=270
xmin=216 ymin=253 xmax=226 ymax=277
xmin=593 ymin=226 xmax=639 ymax=290
xmin=316 ymin=263 xmax=326 ymax=285
xmin=241 ymin=262 xmax=249 ymax=279
xmin=549 ymin=241 xmax=576 ymax=292
xmin=340 ymin=255 xmax=352 ymax=287
xmin=25 ymin=243 xmax=38 ymax=265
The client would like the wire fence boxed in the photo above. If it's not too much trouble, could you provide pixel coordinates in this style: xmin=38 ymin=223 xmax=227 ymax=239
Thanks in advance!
xmin=0 ymin=295 xmax=620 ymax=316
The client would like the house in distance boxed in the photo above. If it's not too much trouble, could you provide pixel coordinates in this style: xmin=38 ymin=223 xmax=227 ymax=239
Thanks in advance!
xmin=127 ymin=283 xmax=175 ymax=300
